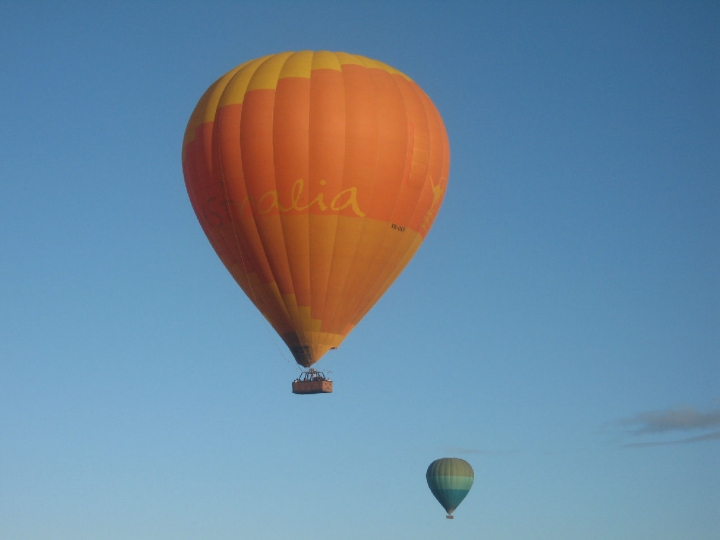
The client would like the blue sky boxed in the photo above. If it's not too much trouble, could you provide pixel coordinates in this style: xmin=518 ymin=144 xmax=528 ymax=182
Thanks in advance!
xmin=1 ymin=1 xmax=718 ymax=539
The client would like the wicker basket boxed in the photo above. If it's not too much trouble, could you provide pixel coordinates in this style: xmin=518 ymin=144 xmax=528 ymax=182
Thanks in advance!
xmin=292 ymin=379 xmax=333 ymax=394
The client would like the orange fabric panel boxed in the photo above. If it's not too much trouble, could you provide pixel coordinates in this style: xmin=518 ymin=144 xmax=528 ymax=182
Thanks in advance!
xmin=331 ymin=67 xmax=412 ymax=334
xmin=318 ymin=62 xmax=379 ymax=336
xmin=184 ymin=122 xmax=239 ymax=274
xmin=365 ymin=66 xmax=408 ymax=223
xmin=308 ymin=68 xmax=345 ymax=326
xmin=323 ymin=64 xmax=380 ymax=333
xmin=239 ymin=88 xmax=295 ymax=296
xmin=274 ymin=76 xmax=311 ymax=309
xmin=215 ymin=102 xmax=293 ymax=331
xmin=409 ymin=89 xmax=450 ymax=237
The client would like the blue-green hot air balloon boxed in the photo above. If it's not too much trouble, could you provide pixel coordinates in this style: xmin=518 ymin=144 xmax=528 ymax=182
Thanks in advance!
xmin=426 ymin=458 xmax=474 ymax=519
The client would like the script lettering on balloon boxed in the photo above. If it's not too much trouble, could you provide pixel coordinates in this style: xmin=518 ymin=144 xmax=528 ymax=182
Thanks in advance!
xmin=210 ymin=178 xmax=366 ymax=222
xmin=420 ymin=175 xmax=446 ymax=232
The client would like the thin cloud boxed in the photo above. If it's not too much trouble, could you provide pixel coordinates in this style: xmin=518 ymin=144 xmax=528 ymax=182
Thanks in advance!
xmin=621 ymin=430 xmax=720 ymax=448
xmin=610 ymin=405 xmax=720 ymax=448
xmin=617 ymin=405 xmax=720 ymax=435
xmin=442 ymin=446 xmax=488 ymax=455
xmin=441 ymin=446 xmax=519 ymax=456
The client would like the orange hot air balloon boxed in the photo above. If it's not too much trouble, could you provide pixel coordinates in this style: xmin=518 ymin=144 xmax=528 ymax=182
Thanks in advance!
xmin=182 ymin=51 xmax=449 ymax=374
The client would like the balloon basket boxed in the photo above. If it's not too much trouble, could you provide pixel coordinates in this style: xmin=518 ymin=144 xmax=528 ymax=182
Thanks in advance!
xmin=292 ymin=369 xmax=333 ymax=394
xmin=446 ymin=515 xmax=454 ymax=519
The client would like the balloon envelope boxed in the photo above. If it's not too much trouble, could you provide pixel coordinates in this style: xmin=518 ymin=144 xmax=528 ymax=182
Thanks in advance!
xmin=182 ymin=51 xmax=449 ymax=367
xmin=426 ymin=458 xmax=474 ymax=516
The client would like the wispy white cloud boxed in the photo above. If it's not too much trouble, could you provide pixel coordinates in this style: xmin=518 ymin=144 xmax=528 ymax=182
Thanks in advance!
xmin=440 ymin=446 xmax=518 ymax=456
xmin=617 ymin=406 xmax=720 ymax=435
xmin=612 ymin=405 xmax=720 ymax=448
xmin=621 ymin=430 xmax=720 ymax=448
xmin=442 ymin=446 xmax=488 ymax=455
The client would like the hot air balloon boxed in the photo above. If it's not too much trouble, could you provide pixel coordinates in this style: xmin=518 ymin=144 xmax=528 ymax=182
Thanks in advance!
xmin=182 ymin=51 xmax=449 ymax=393
xmin=426 ymin=458 xmax=474 ymax=518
